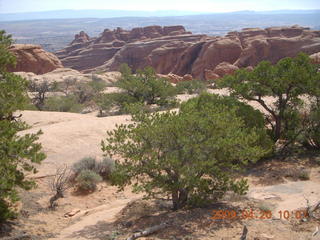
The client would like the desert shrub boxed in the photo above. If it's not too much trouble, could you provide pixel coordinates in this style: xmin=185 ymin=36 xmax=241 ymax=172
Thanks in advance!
xmin=96 ymin=64 xmax=177 ymax=115
xmin=28 ymin=80 xmax=53 ymax=110
xmin=298 ymin=170 xmax=310 ymax=181
xmin=88 ymin=76 xmax=107 ymax=93
xmin=96 ymin=157 xmax=115 ymax=180
xmin=176 ymin=80 xmax=207 ymax=94
xmin=103 ymin=93 xmax=269 ymax=210
xmin=75 ymin=169 xmax=102 ymax=192
xmin=217 ymin=53 xmax=320 ymax=143
xmin=0 ymin=30 xmax=45 ymax=222
xmin=96 ymin=92 xmax=139 ymax=115
xmin=43 ymin=95 xmax=83 ymax=113
xmin=72 ymin=157 xmax=97 ymax=176
xmin=72 ymin=157 xmax=114 ymax=180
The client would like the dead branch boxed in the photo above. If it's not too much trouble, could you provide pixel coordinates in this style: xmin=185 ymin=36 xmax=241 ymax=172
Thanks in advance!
xmin=304 ymin=196 xmax=320 ymax=219
xmin=126 ymin=222 xmax=169 ymax=240
xmin=312 ymin=226 xmax=319 ymax=237
xmin=240 ymin=225 xmax=248 ymax=240
xmin=309 ymin=201 xmax=320 ymax=218
xmin=48 ymin=165 xmax=73 ymax=209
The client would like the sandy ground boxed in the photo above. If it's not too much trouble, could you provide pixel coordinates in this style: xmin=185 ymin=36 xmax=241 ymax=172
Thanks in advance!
xmin=20 ymin=111 xmax=131 ymax=177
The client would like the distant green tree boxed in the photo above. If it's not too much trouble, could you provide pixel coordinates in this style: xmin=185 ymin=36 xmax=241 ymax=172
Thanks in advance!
xmin=102 ymin=93 xmax=270 ymax=210
xmin=0 ymin=30 xmax=45 ymax=222
xmin=176 ymin=80 xmax=207 ymax=94
xmin=217 ymin=53 xmax=320 ymax=142
xmin=96 ymin=64 xmax=177 ymax=115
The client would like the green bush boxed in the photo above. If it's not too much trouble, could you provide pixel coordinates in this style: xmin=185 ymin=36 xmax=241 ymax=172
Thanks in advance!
xmin=103 ymin=93 xmax=270 ymax=210
xmin=75 ymin=170 xmax=102 ymax=192
xmin=176 ymin=80 xmax=207 ymax=94
xmin=43 ymin=95 xmax=83 ymax=113
xmin=96 ymin=64 xmax=177 ymax=115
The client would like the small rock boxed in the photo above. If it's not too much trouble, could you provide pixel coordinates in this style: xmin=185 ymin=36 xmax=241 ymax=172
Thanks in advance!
xmin=260 ymin=233 xmax=274 ymax=239
xmin=64 ymin=209 xmax=81 ymax=218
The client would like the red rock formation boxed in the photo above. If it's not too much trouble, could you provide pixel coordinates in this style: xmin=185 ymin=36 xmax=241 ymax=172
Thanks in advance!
xmin=57 ymin=25 xmax=320 ymax=79
xmin=71 ymin=31 xmax=90 ymax=45
xmin=8 ymin=44 xmax=63 ymax=74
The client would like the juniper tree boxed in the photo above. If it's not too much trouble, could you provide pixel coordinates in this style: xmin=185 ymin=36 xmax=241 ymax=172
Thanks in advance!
xmin=102 ymin=94 xmax=271 ymax=210
xmin=0 ymin=30 xmax=45 ymax=222
xmin=217 ymin=53 xmax=319 ymax=142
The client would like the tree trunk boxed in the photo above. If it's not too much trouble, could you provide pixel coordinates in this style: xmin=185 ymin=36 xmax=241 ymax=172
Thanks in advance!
xmin=274 ymin=116 xmax=282 ymax=141
xmin=172 ymin=189 xmax=188 ymax=210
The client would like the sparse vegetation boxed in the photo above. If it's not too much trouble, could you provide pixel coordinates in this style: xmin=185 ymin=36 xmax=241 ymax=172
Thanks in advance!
xmin=0 ymin=30 xmax=45 ymax=222
xmin=103 ymin=93 xmax=270 ymax=210
xmin=43 ymin=95 xmax=84 ymax=113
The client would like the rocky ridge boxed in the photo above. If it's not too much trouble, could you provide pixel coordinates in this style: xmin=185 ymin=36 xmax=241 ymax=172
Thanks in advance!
xmin=57 ymin=25 xmax=320 ymax=80
xmin=8 ymin=44 xmax=63 ymax=74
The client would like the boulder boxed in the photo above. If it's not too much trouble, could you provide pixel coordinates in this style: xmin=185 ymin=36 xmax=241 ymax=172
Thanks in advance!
xmin=310 ymin=52 xmax=320 ymax=64
xmin=204 ymin=69 xmax=220 ymax=81
xmin=212 ymin=62 xmax=239 ymax=77
xmin=182 ymin=74 xmax=193 ymax=81
xmin=8 ymin=44 xmax=63 ymax=74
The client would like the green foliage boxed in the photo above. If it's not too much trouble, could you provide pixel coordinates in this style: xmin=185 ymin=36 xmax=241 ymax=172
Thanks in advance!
xmin=303 ymin=101 xmax=320 ymax=150
xmin=217 ymin=53 xmax=319 ymax=143
xmin=0 ymin=30 xmax=45 ymax=222
xmin=0 ymin=30 xmax=15 ymax=72
xmin=180 ymin=93 xmax=274 ymax=155
xmin=176 ymin=80 xmax=207 ymax=94
xmin=103 ymin=93 xmax=269 ymax=210
xmin=75 ymin=170 xmax=102 ymax=192
xmin=96 ymin=64 xmax=177 ymax=115
xmin=43 ymin=95 xmax=83 ymax=113
xmin=0 ymin=72 xmax=28 ymax=120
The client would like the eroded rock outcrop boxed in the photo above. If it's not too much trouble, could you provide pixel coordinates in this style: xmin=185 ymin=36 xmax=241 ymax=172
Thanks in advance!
xmin=57 ymin=25 xmax=320 ymax=80
xmin=9 ymin=44 xmax=63 ymax=74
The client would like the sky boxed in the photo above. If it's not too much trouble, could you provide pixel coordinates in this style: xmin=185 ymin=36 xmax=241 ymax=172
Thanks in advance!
xmin=0 ymin=0 xmax=319 ymax=13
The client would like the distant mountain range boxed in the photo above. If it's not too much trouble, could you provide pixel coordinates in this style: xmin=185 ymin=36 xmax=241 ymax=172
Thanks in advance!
xmin=0 ymin=9 xmax=319 ymax=22
xmin=0 ymin=10 xmax=319 ymax=52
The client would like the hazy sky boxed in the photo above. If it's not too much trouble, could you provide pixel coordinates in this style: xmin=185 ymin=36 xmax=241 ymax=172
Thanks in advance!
xmin=0 ymin=0 xmax=319 ymax=13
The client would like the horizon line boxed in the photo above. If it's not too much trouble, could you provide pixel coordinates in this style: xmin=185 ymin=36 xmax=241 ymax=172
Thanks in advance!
xmin=1 ymin=8 xmax=320 ymax=15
